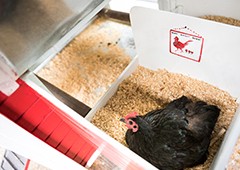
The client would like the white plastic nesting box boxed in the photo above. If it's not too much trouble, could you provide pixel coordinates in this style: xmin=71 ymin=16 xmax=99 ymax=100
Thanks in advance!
xmin=86 ymin=4 xmax=240 ymax=170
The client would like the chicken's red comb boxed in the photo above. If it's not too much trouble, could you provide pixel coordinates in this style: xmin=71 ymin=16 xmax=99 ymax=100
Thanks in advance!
xmin=125 ymin=112 xmax=138 ymax=119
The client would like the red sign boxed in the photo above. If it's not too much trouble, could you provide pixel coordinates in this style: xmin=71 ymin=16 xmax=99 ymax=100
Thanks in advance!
xmin=169 ymin=27 xmax=204 ymax=62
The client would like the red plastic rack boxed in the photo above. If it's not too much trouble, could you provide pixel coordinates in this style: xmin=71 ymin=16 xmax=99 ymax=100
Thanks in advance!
xmin=0 ymin=79 xmax=97 ymax=167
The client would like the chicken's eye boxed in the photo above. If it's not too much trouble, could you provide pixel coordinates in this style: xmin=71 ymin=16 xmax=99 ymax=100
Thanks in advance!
xmin=129 ymin=120 xmax=133 ymax=125
xmin=126 ymin=119 xmax=138 ymax=132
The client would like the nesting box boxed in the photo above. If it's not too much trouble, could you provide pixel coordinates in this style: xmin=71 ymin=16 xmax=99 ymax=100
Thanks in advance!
xmin=87 ymin=5 xmax=240 ymax=170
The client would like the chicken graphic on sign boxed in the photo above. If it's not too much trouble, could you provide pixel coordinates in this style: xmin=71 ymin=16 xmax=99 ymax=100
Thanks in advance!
xmin=170 ymin=27 xmax=204 ymax=62
xmin=173 ymin=36 xmax=192 ymax=52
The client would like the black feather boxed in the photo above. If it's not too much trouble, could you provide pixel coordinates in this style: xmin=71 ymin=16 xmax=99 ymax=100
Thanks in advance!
xmin=125 ymin=96 xmax=220 ymax=170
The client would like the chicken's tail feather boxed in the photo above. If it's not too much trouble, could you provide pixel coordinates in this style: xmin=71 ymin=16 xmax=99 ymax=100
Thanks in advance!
xmin=190 ymin=101 xmax=220 ymax=123
xmin=186 ymin=102 xmax=220 ymax=138
xmin=166 ymin=96 xmax=191 ymax=110
xmin=184 ymin=40 xmax=193 ymax=46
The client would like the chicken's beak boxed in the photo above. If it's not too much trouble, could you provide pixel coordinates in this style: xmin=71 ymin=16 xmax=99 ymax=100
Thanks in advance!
xmin=120 ymin=118 xmax=126 ymax=123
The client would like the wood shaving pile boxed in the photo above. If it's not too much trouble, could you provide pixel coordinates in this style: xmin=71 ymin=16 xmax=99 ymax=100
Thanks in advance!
xmin=37 ymin=17 xmax=132 ymax=107
xmin=91 ymin=66 xmax=238 ymax=169
xmin=228 ymin=137 xmax=240 ymax=170
xmin=201 ymin=15 xmax=240 ymax=27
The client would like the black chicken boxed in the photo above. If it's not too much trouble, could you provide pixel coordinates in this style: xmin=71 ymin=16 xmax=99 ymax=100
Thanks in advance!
xmin=120 ymin=96 xmax=220 ymax=170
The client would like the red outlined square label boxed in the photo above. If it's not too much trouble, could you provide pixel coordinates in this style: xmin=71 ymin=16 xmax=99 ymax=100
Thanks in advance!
xmin=169 ymin=29 xmax=204 ymax=62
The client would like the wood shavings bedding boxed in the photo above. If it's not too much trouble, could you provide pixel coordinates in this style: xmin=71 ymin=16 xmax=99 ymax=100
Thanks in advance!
xmin=37 ymin=16 xmax=132 ymax=107
xmin=228 ymin=137 xmax=240 ymax=170
xmin=201 ymin=15 xmax=240 ymax=27
xmin=91 ymin=66 xmax=238 ymax=169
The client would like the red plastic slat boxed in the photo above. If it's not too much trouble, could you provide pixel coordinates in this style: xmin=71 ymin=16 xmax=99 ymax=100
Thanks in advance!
xmin=24 ymin=159 xmax=31 ymax=170
xmin=0 ymin=91 xmax=7 ymax=104
xmin=32 ymin=111 xmax=62 ymax=140
xmin=74 ymin=143 xmax=93 ymax=165
xmin=82 ymin=147 xmax=97 ymax=166
xmin=1 ymin=79 xmax=98 ymax=167
xmin=66 ymin=138 xmax=86 ymax=159
xmin=57 ymin=130 xmax=79 ymax=154
xmin=17 ymin=99 xmax=52 ymax=132
xmin=74 ymin=154 xmax=84 ymax=165
xmin=46 ymin=122 xmax=71 ymax=147
xmin=0 ymin=82 xmax=38 ymax=121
